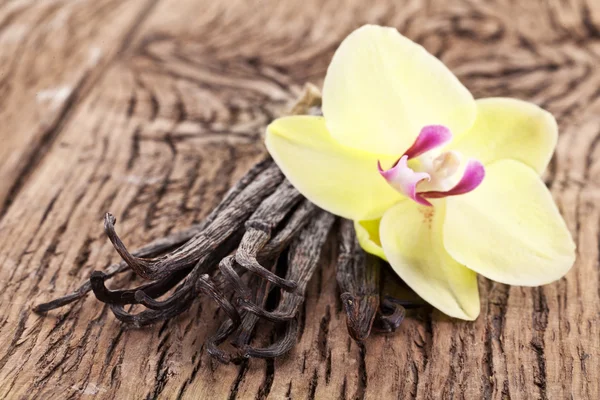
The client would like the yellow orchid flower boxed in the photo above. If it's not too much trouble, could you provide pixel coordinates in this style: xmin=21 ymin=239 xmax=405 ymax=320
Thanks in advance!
xmin=265 ymin=25 xmax=576 ymax=320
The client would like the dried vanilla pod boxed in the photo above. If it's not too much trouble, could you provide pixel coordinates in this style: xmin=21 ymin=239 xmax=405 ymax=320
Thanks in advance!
xmin=102 ymin=163 xmax=283 ymax=281
xmin=209 ymin=200 xmax=318 ymax=361
xmin=89 ymin=268 xmax=189 ymax=306
xmin=197 ymin=156 xmax=274 ymax=230
xmin=240 ymin=211 xmax=335 ymax=358
xmin=335 ymin=219 xmax=380 ymax=341
xmin=372 ymin=297 xmax=407 ymax=333
xmin=235 ymin=180 xmax=304 ymax=293
xmin=33 ymin=157 xmax=273 ymax=313
xmin=33 ymin=227 xmax=200 ymax=313
xmin=231 ymin=269 xmax=275 ymax=349
xmin=372 ymin=262 xmax=427 ymax=333
xmin=207 ymin=265 xmax=277 ymax=364
xmin=242 ymin=318 xmax=299 ymax=359
xmin=208 ymin=200 xmax=319 ymax=362
xmin=238 ymin=210 xmax=334 ymax=321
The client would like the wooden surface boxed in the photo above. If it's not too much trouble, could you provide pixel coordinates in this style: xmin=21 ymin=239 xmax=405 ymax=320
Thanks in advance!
xmin=0 ymin=0 xmax=598 ymax=398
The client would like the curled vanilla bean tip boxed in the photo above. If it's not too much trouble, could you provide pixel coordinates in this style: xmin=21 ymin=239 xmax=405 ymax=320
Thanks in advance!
xmin=206 ymin=318 xmax=239 ymax=364
xmin=33 ymin=223 xmax=204 ymax=313
xmin=235 ymin=249 xmax=298 ymax=292
xmin=104 ymin=212 xmax=155 ymax=280
xmin=89 ymin=271 xmax=114 ymax=303
xmin=373 ymin=298 xmax=406 ymax=333
xmin=241 ymin=319 xmax=299 ymax=359
xmin=341 ymin=292 xmax=379 ymax=341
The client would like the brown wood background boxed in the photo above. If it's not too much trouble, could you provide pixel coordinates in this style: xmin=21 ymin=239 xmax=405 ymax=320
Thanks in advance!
xmin=0 ymin=0 xmax=598 ymax=399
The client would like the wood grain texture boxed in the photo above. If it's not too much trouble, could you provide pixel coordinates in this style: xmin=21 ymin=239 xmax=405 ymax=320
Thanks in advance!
xmin=0 ymin=0 xmax=598 ymax=398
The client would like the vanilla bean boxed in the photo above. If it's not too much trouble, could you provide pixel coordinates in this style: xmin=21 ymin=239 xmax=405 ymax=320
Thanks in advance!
xmin=234 ymin=211 xmax=334 ymax=359
xmin=241 ymin=319 xmax=299 ymax=359
xmin=336 ymin=219 xmax=380 ymax=341
xmin=109 ymin=300 xmax=194 ymax=328
xmin=107 ymin=277 xmax=197 ymax=326
xmin=371 ymin=263 xmax=427 ymax=333
xmin=260 ymin=199 xmax=317 ymax=257
xmin=33 ymin=235 xmax=193 ymax=313
xmin=196 ymin=274 xmax=241 ymax=328
xmin=217 ymin=255 xmax=251 ymax=300
xmin=89 ymin=268 xmax=190 ymax=306
xmin=197 ymin=156 xmax=273 ymax=230
xmin=235 ymin=180 xmax=303 ymax=293
xmin=218 ymin=195 xmax=317 ymax=306
xmin=207 ymin=267 xmax=276 ymax=364
xmin=104 ymin=162 xmax=283 ymax=281
xmin=220 ymin=199 xmax=318 ymax=300
xmin=241 ymin=210 xmax=334 ymax=325
xmin=206 ymin=319 xmax=236 ymax=364
xmin=33 ymin=159 xmax=273 ymax=313
xmin=372 ymin=297 xmax=406 ymax=333
xmin=231 ymin=271 xmax=274 ymax=348
xmin=105 ymin=259 xmax=205 ymax=327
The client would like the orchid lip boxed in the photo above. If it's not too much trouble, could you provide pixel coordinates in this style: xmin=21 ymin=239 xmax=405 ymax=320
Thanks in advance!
xmin=378 ymin=155 xmax=431 ymax=205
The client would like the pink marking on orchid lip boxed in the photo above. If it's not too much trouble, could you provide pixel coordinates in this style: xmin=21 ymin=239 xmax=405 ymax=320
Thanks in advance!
xmin=378 ymin=155 xmax=432 ymax=206
xmin=403 ymin=125 xmax=453 ymax=160
xmin=420 ymin=159 xmax=485 ymax=199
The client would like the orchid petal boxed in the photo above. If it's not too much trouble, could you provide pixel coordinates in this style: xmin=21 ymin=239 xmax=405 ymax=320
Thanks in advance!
xmin=421 ymin=159 xmax=485 ymax=199
xmin=443 ymin=159 xmax=576 ymax=286
xmin=265 ymin=115 xmax=403 ymax=220
xmin=450 ymin=98 xmax=558 ymax=174
xmin=322 ymin=25 xmax=476 ymax=155
xmin=354 ymin=219 xmax=387 ymax=261
xmin=379 ymin=201 xmax=480 ymax=320
xmin=378 ymin=156 xmax=431 ymax=206
xmin=403 ymin=125 xmax=453 ymax=159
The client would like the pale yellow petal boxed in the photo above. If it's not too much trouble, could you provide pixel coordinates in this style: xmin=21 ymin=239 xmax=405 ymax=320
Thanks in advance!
xmin=450 ymin=98 xmax=557 ymax=174
xmin=354 ymin=219 xmax=387 ymax=261
xmin=380 ymin=201 xmax=480 ymax=320
xmin=323 ymin=25 xmax=476 ymax=155
xmin=444 ymin=159 xmax=575 ymax=286
xmin=265 ymin=115 xmax=402 ymax=220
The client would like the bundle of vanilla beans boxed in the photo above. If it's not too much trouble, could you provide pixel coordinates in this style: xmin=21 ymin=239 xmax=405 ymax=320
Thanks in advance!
xmin=34 ymin=85 xmax=421 ymax=363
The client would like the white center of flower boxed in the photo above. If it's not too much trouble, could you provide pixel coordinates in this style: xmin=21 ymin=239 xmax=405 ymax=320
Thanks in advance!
xmin=415 ymin=150 xmax=463 ymax=192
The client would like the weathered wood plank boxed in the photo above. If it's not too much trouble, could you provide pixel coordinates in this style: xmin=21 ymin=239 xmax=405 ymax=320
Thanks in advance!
xmin=0 ymin=0 xmax=599 ymax=399
xmin=0 ymin=0 xmax=158 ymax=215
